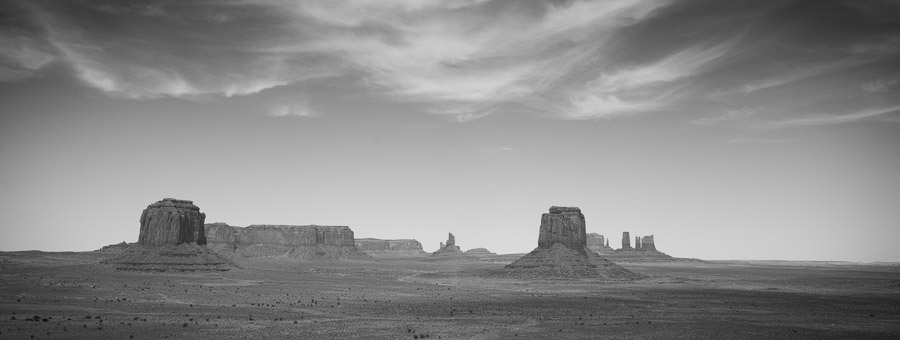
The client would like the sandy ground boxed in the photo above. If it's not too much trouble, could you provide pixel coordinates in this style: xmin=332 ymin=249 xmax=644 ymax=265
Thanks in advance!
xmin=1 ymin=251 xmax=898 ymax=339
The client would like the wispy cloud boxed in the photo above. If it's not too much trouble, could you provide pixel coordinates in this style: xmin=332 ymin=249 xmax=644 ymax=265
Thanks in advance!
xmin=565 ymin=42 xmax=731 ymax=119
xmin=479 ymin=146 xmax=516 ymax=154
xmin=756 ymin=105 xmax=900 ymax=129
xmin=861 ymin=73 xmax=900 ymax=93
xmin=1 ymin=0 xmax=899 ymax=124
xmin=692 ymin=108 xmax=760 ymax=126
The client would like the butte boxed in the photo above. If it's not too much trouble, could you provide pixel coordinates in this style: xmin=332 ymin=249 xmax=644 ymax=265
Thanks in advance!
xmin=505 ymin=206 xmax=636 ymax=279
xmin=102 ymin=198 xmax=230 ymax=271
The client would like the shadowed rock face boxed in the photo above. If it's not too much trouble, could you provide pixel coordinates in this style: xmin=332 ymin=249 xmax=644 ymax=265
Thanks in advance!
xmin=538 ymin=206 xmax=586 ymax=249
xmin=138 ymin=198 xmax=206 ymax=246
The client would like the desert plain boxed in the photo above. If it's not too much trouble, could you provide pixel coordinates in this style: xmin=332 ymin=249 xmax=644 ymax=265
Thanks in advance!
xmin=1 ymin=251 xmax=898 ymax=339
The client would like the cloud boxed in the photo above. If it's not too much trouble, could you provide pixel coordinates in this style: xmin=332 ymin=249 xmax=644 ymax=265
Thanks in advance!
xmin=756 ymin=105 xmax=900 ymax=129
xmin=726 ymin=138 xmax=791 ymax=145
xmin=692 ymin=108 xmax=760 ymax=126
xmin=1 ymin=0 xmax=899 ymax=124
xmin=267 ymin=97 xmax=320 ymax=118
xmin=565 ymin=42 xmax=731 ymax=119
xmin=862 ymin=73 xmax=900 ymax=93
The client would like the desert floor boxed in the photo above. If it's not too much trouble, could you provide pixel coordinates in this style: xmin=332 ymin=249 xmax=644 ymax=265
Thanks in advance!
xmin=1 ymin=251 xmax=898 ymax=339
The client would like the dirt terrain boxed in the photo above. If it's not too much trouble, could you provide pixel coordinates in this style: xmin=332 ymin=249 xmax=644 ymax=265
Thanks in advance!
xmin=1 ymin=251 xmax=898 ymax=339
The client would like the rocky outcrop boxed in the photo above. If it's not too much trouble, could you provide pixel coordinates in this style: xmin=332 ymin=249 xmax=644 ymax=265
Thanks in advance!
xmin=586 ymin=233 xmax=613 ymax=254
xmin=138 ymin=198 xmax=207 ymax=246
xmin=103 ymin=198 xmax=231 ymax=271
xmin=464 ymin=248 xmax=497 ymax=257
xmin=432 ymin=233 xmax=465 ymax=257
xmin=640 ymin=235 xmax=656 ymax=251
xmin=506 ymin=207 xmax=636 ymax=279
xmin=609 ymin=232 xmax=675 ymax=262
xmin=355 ymin=238 xmax=428 ymax=258
xmin=621 ymin=231 xmax=632 ymax=250
xmin=538 ymin=206 xmax=587 ymax=249
xmin=97 ymin=241 xmax=132 ymax=252
xmin=204 ymin=224 xmax=368 ymax=259
xmin=205 ymin=222 xmax=237 ymax=253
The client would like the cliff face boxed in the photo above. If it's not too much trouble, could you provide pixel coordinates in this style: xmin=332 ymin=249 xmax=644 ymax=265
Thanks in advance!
xmin=537 ymin=206 xmax=587 ymax=249
xmin=138 ymin=198 xmax=206 ymax=246
xmin=236 ymin=225 xmax=356 ymax=247
xmin=204 ymin=224 xmax=367 ymax=259
xmin=355 ymin=238 xmax=428 ymax=257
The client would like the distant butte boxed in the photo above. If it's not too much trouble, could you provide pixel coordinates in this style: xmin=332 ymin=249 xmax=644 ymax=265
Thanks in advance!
xmin=432 ymin=233 xmax=466 ymax=257
xmin=355 ymin=238 xmax=428 ymax=258
xmin=102 ymin=198 xmax=230 ymax=271
xmin=505 ymin=207 xmax=637 ymax=279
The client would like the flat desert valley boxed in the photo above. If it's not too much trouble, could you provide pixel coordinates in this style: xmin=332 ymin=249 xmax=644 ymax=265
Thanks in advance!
xmin=1 ymin=251 xmax=898 ymax=339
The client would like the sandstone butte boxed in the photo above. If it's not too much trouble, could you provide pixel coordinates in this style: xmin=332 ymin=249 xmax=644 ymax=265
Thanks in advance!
xmin=605 ymin=231 xmax=675 ymax=262
xmin=431 ymin=233 xmax=466 ymax=257
xmin=505 ymin=206 xmax=637 ymax=278
xmin=102 ymin=198 xmax=230 ymax=272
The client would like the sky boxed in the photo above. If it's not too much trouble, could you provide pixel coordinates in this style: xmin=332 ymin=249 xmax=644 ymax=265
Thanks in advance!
xmin=1 ymin=0 xmax=899 ymax=262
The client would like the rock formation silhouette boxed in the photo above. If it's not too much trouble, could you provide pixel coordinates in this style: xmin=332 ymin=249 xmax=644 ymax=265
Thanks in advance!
xmin=432 ymin=233 xmax=465 ymax=256
xmin=609 ymin=232 xmax=674 ymax=262
xmin=505 ymin=207 xmax=636 ymax=278
xmin=621 ymin=231 xmax=632 ymax=250
xmin=102 ymin=198 xmax=230 ymax=271
xmin=640 ymin=235 xmax=657 ymax=251
xmin=138 ymin=198 xmax=207 ymax=246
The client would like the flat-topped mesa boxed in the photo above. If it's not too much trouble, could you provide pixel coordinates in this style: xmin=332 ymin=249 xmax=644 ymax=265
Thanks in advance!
xmin=355 ymin=238 xmax=428 ymax=257
xmin=138 ymin=198 xmax=207 ymax=246
xmin=621 ymin=231 xmax=632 ymax=250
xmin=239 ymin=225 xmax=356 ymax=247
xmin=538 ymin=206 xmax=586 ymax=249
xmin=203 ymin=224 xmax=368 ymax=259
xmin=640 ymin=235 xmax=657 ymax=251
